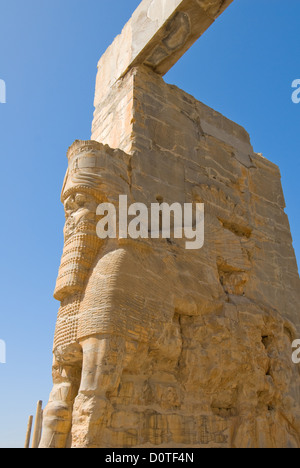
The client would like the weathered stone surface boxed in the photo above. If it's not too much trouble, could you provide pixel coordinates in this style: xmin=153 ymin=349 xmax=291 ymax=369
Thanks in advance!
xmin=41 ymin=0 xmax=300 ymax=449
xmin=94 ymin=0 xmax=234 ymax=106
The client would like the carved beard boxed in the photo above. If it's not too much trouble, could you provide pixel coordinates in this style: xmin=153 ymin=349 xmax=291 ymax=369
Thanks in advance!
xmin=54 ymin=221 xmax=102 ymax=302
xmin=53 ymin=293 xmax=82 ymax=351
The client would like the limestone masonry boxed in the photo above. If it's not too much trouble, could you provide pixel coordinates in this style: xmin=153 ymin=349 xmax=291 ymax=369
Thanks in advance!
xmin=41 ymin=0 xmax=300 ymax=448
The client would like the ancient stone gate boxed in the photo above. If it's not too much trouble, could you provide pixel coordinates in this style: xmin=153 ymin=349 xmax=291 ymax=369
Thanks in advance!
xmin=41 ymin=0 xmax=300 ymax=448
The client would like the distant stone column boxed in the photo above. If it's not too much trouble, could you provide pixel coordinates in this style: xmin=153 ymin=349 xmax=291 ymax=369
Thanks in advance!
xmin=32 ymin=401 xmax=43 ymax=448
xmin=24 ymin=415 xmax=33 ymax=449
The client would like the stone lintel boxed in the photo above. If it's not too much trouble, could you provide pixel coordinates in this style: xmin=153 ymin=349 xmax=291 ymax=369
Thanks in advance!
xmin=94 ymin=0 xmax=234 ymax=106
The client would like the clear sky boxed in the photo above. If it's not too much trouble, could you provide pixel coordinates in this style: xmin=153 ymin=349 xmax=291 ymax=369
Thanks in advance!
xmin=0 ymin=0 xmax=299 ymax=448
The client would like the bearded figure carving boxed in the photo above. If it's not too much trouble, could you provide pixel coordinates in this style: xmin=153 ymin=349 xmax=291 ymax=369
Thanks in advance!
xmin=40 ymin=141 xmax=130 ymax=448
xmin=40 ymin=140 xmax=184 ymax=448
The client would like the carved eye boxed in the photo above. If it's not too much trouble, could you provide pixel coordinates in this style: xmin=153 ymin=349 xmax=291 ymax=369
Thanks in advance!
xmin=75 ymin=194 xmax=88 ymax=207
xmin=64 ymin=196 xmax=75 ymax=211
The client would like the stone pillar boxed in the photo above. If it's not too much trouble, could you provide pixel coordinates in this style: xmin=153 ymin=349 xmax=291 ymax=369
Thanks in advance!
xmin=32 ymin=401 xmax=43 ymax=449
xmin=24 ymin=415 xmax=33 ymax=449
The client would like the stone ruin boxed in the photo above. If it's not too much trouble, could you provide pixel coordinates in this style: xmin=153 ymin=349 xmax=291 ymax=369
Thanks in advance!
xmin=40 ymin=0 xmax=300 ymax=448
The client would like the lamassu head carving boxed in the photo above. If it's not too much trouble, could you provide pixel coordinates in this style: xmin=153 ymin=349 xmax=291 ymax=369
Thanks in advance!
xmin=54 ymin=141 xmax=107 ymax=302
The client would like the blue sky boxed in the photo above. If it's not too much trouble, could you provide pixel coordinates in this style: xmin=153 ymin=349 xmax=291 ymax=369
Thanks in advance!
xmin=0 ymin=0 xmax=299 ymax=448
